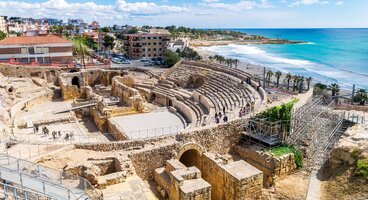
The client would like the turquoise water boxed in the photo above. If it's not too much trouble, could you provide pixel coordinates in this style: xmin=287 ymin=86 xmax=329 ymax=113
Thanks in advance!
xmin=202 ymin=29 xmax=368 ymax=89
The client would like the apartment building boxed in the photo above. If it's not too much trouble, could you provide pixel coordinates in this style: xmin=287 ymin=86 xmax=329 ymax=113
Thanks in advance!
xmin=0 ymin=35 xmax=73 ymax=65
xmin=0 ymin=16 xmax=7 ymax=33
xmin=123 ymin=29 xmax=171 ymax=59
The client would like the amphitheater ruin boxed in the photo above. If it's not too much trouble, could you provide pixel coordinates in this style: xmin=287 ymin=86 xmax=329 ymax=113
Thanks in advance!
xmin=0 ymin=60 xmax=367 ymax=200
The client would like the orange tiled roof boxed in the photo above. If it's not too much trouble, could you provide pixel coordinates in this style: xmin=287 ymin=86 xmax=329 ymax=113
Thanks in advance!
xmin=0 ymin=35 xmax=72 ymax=45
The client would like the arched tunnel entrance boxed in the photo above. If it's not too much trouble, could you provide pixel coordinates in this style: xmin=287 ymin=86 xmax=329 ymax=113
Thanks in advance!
xmin=71 ymin=76 xmax=80 ymax=88
xmin=179 ymin=149 xmax=201 ymax=168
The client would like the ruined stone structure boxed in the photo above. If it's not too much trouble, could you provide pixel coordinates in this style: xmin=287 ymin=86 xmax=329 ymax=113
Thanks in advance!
xmin=1 ymin=60 xmax=311 ymax=200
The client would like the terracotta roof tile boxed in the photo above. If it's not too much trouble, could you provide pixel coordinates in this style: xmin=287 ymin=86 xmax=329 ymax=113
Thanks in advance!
xmin=0 ymin=35 xmax=72 ymax=45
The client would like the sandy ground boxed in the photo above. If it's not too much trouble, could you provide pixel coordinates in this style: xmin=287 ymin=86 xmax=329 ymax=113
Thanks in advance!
xmin=261 ymin=170 xmax=310 ymax=200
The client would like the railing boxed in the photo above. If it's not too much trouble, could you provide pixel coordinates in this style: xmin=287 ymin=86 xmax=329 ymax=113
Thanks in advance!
xmin=0 ymin=153 xmax=95 ymax=200
xmin=124 ymin=125 xmax=185 ymax=140
xmin=0 ymin=181 xmax=55 ymax=200
xmin=344 ymin=111 xmax=366 ymax=124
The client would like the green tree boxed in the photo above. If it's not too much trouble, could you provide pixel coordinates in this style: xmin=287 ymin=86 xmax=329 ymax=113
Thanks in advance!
xmin=306 ymin=77 xmax=312 ymax=91
xmin=100 ymin=26 xmax=111 ymax=33
xmin=128 ymin=27 xmax=139 ymax=34
xmin=354 ymin=89 xmax=367 ymax=105
xmin=292 ymin=75 xmax=300 ymax=91
xmin=285 ymin=73 xmax=292 ymax=91
xmin=0 ymin=31 xmax=7 ymax=40
xmin=275 ymin=71 xmax=282 ymax=88
xmin=103 ymin=35 xmax=115 ymax=51
xmin=163 ymin=50 xmax=180 ymax=68
xmin=328 ymin=83 xmax=340 ymax=97
xmin=233 ymin=59 xmax=239 ymax=69
xmin=266 ymin=70 xmax=273 ymax=86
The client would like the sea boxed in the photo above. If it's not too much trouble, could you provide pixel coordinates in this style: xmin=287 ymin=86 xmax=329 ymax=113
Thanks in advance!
xmin=201 ymin=29 xmax=368 ymax=90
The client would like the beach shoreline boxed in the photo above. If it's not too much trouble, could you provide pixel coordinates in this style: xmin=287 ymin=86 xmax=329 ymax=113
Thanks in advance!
xmin=191 ymin=44 xmax=352 ymax=95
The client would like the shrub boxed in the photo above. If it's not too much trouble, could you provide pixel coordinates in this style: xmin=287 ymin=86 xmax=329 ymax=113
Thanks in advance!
xmin=355 ymin=158 xmax=368 ymax=178
xmin=270 ymin=144 xmax=304 ymax=169
xmin=163 ymin=50 xmax=180 ymax=68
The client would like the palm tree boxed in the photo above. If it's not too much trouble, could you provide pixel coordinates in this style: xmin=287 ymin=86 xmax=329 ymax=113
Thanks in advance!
xmin=275 ymin=71 xmax=282 ymax=88
xmin=306 ymin=77 xmax=312 ymax=91
xmin=292 ymin=75 xmax=300 ymax=91
xmin=328 ymin=83 xmax=340 ymax=97
xmin=208 ymin=55 xmax=214 ymax=62
xmin=285 ymin=73 xmax=292 ymax=91
xmin=233 ymin=59 xmax=239 ymax=69
xmin=355 ymin=89 xmax=367 ymax=105
xmin=266 ymin=70 xmax=274 ymax=86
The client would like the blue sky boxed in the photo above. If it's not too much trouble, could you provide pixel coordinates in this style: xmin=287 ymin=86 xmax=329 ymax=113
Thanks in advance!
xmin=0 ymin=0 xmax=366 ymax=28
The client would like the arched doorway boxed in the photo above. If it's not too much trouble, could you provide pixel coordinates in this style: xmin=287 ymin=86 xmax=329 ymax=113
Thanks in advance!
xmin=71 ymin=76 xmax=80 ymax=88
xmin=179 ymin=149 xmax=201 ymax=168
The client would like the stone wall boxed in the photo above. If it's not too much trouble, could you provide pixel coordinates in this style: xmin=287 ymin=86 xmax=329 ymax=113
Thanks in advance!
xmin=177 ymin=120 xmax=244 ymax=154
xmin=10 ymin=90 xmax=54 ymax=118
xmin=235 ymin=145 xmax=296 ymax=187
xmin=0 ymin=63 xmax=70 ymax=84
xmin=129 ymin=143 xmax=179 ymax=180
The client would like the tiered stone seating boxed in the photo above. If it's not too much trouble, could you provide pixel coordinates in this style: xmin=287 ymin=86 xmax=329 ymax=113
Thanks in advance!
xmin=150 ymin=61 xmax=267 ymax=127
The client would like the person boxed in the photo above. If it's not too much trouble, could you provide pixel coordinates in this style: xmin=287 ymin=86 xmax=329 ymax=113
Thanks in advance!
xmin=52 ymin=131 xmax=56 ymax=140
xmin=215 ymin=112 xmax=218 ymax=118
xmin=65 ymin=133 xmax=69 ymax=140
xmin=58 ymin=131 xmax=61 ymax=138
xmin=223 ymin=114 xmax=228 ymax=123
xmin=239 ymin=108 xmax=243 ymax=117
xmin=223 ymin=107 xmax=225 ymax=114
xmin=215 ymin=116 xmax=220 ymax=124
xmin=219 ymin=111 xmax=222 ymax=119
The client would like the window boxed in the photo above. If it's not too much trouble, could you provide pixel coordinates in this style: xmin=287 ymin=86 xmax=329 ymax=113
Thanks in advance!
xmin=35 ymin=47 xmax=43 ymax=54
xmin=21 ymin=48 xmax=27 ymax=54
xmin=159 ymin=37 xmax=162 ymax=39
xmin=153 ymin=37 xmax=157 ymax=39
xmin=42 ymin=48 xmax=49 ymax=53
xmin=154 ymin=43 xmax=156 ymax=45
xmin=37 ymin=57 xmax=43 ymax=63
xmin=20 ymin=58 xmax=28 ymax=63
xmin=159 ymin=54 xmax=162 ymax=56
xmin=159 ymin=48 xmax=162 ymax=51
xmin=154 ymin=54 xmax=156 ymax=57
xmin=28 ymin=47 xmax=35 ymax=54
xmin=142 ymin=37 xmax=145 ymax=40
xmin=148 ymin=37 xmax=151 ymax=39
xmin=159 ymin=42 xmax=162 ymax=45
xmin=148 ymin=54 xmax=151 ymax=57
xmin=153 ymin=48 xmax=157 ymax=51
xmin=148 ymin=43 xmax=151 ymax=45
xmin=44 ymin=57 xmax=51 ymax=64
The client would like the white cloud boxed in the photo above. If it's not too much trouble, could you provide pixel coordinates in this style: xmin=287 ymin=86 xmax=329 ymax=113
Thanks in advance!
xmin=201 ymin=0 xmax=273 ymax=11
xmin=291 ymin=0 xmax=329 ymax=6
xmin=335 ymin=1 xmax=344 ymax=5
xmin=202 ymin=0 xmax=219 ymax=2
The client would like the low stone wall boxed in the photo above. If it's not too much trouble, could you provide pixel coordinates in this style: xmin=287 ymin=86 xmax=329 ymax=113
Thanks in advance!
xmin=10 ymin=90 xmax=54 ymax=118
xmin=107 ymin=119 xmax=128 ymax=141
xmin=235 ymin=145 xmax=296 ymax=187
xmin=0 ymin=63 xmax=69 ymax=84
xmin=129 ymin=143 xmax=179 ymax=180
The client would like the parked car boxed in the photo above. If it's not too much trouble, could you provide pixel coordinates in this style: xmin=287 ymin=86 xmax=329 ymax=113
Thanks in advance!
xmin=121 ymin=60 xmax=131 ymax=64
xmin=140 ymin=57 xmax=149 ymax=62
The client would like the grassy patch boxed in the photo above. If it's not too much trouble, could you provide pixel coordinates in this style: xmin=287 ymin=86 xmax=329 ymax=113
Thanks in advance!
xmin=355 ymin=157 xmax=368 ymax=178
xmin=270 ymin=145 xmax=304 ymax=169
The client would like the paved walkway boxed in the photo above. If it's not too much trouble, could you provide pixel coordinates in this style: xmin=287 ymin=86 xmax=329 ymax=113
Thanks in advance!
xmin=306 ymin=170 xmax=321 ymax=200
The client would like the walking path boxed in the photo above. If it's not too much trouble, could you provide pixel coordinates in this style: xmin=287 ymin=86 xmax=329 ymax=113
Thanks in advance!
xmin=306 ymin=170 xmax=321 ymax=200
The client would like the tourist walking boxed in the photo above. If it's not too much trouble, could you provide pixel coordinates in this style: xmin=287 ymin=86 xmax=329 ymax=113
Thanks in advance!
xmin=215 ymin=116 xmax=220 ymax=124
xmin=219 ymin=111 xmax=222 ymax=119
xmin=223 ymin=115 xmax=228 ymax=123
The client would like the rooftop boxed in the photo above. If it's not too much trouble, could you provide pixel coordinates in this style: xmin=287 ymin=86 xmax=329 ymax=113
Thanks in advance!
xmin=0 ymin=35 xmax=72 ymax=45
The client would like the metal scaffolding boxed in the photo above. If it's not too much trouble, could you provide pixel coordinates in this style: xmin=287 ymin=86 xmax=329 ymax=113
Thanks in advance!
xmin=287 ymin=95 xmax=346 ymax=170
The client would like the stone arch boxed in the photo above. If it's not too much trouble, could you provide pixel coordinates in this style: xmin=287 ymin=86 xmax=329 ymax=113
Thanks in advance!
xmin=71 ymin=76 xmax=80 ymax=88
xmin=177 ymin=143 xmax=204 ymax=169
xmin=108 ymin=72 xmax=119 ymax=85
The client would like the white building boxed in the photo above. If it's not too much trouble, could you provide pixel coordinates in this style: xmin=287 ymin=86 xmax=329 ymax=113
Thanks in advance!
xmin=0 ymin=16 xmax=7 ymax=33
